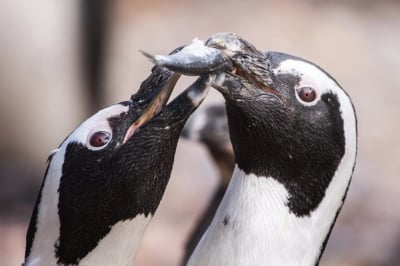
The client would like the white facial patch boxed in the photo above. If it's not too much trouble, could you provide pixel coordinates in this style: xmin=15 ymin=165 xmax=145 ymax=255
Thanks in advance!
xmin=66 ymin=104 xmax=128 ymax=151
xmin=274 ymin=59 xmax=339 ymax=107
xmin=274 ymin=59 xmax=357 ymax=164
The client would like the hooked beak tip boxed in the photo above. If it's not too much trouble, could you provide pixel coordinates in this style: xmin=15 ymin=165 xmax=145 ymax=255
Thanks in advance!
xmin=123 ymin=72 xmax=181 ymax=144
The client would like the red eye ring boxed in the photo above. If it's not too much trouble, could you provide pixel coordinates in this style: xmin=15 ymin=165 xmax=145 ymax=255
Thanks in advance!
xmin=296 ymin=86 xmax=316 ymax=103
xmin=88 ymin=131 xmax=111 ymax=148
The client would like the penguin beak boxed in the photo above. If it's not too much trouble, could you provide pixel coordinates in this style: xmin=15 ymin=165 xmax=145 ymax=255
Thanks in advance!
xmin=218 ymin=68 xmax=281 ymax=102
xmin=147 ymin=75 xmax=211 ymax=126
xmin=122 ymin=66 xmax=211 ymax=144
xmin=211 ymin=70 xmax=281 ymax=105
xmin=123 ymin=67 xmax=180 ymax=143
xmin=140 ymin=33 xmax=280 ymax=102
xmin=231 ymin=68 xmax=279 ymax=98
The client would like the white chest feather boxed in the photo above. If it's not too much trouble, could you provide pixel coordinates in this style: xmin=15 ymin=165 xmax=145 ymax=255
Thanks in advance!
xmin=188 ymin=164 xmax=353 ymax=266
xmin=78 ymin=215 xmax=151 ymax=266
xmin=26 ymin=211 xmax=151 ymax=266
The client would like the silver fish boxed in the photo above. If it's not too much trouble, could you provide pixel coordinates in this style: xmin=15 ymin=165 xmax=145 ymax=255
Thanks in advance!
xmin=141 ymin=38 xmax=233 ymax=76
xmin=141 ymin=33 xmax=274 ymax=88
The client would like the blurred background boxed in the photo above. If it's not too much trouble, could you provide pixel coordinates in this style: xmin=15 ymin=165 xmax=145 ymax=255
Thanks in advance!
xmin=0 ymin=0 xmax=399 ymax=265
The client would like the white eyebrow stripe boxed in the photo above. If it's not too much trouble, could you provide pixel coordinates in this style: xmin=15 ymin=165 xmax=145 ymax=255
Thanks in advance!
xmin=65 ymin=104 xmax=129 ymax=147
xmin=273 ymin=59 xmax=338 ymax=96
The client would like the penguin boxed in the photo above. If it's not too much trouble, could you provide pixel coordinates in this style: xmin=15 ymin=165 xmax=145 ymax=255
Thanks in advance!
xmin=180 ymin=105 xmax=234 ymax=264
xmin=146 ymin=32 xmax=358 ymax=266
xmin=23 ymin=63 xmax=213 ymax=266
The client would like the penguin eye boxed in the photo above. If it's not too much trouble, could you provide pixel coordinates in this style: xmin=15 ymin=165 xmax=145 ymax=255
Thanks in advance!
xmin=88 ymin=131 xmax=111 ymax=148
xmin=296 ymin=86 xmax=316 ymax=103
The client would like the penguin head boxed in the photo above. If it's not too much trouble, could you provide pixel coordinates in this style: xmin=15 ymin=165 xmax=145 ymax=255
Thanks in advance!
xmin=134 ymin=33 xmax=357 ymax=263
xmin=213 ymin=51 xmax=357 ymax=217
xmin=25 ymin=65 xmax=210 ymax=265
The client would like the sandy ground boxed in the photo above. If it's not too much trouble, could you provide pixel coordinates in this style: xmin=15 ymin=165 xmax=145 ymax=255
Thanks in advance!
xmin=1 ymin=0 xmax=400 ymax=265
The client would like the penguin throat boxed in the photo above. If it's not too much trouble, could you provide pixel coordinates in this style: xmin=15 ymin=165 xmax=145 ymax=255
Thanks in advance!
xmin=188 ymin=166 xmax=346 ymax=266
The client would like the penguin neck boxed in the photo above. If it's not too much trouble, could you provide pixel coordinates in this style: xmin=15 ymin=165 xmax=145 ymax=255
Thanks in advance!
xmin=74 ymin=215 xmax=152 ymax=266
xmin=25 ymin=149 xmax=153 ymax=266
xmin=27 ymin=206 xmax=151 ymax=266
xmin=189 ymin=165 xmax=350 ymax=266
